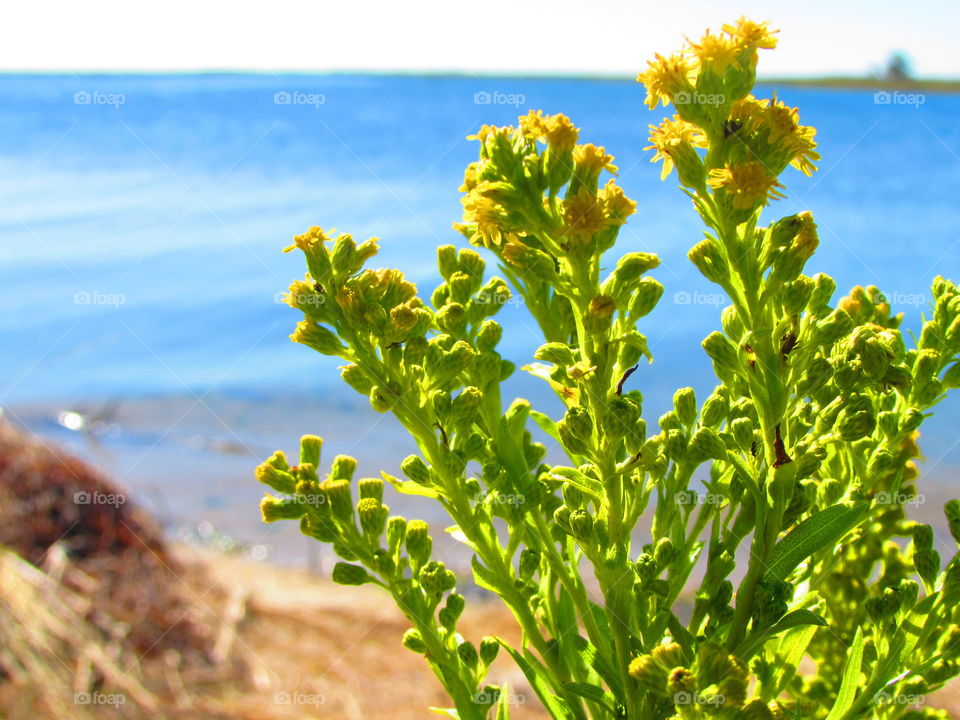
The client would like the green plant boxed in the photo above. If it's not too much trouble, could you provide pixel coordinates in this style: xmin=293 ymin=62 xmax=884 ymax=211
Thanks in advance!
xmin=257 ymin=18 xmax=960 ymax=720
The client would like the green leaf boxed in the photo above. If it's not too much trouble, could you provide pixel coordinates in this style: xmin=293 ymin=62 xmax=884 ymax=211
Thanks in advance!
xmin=496 ymin=639 xmax=578 ymax=720
xmin=428 ymin=708 xmax=459 ymax=718
xmin=472 ymin=556 xmax=505 ymax=595
xmin=561 ymin=682 xmax=616 ymax=713
xmin=765 ymin=502 xmax=869 ymax=581
xmin=530 ymin=410 xmax=562 ymax=443
xmin=734 ymin=608 xmax=826 ymax=660
xmin=825 ymin=627 xmax=864 ymax=720
xmin=382 ymin=471 xmax=439 ymax=498
xmin=774 ymin=623 xmax=820 ymax=695
xmin=548 ymin=466 xmax=605 ymax=501
xmin=496 ymin=684 xmax=512 ymax=720
xmin=445 ymin=525 xmax=479 ymax=552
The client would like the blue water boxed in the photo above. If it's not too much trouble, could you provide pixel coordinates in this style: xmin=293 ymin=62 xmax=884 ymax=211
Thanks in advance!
xmin=1 ymin=74 xmax=959 ymax=564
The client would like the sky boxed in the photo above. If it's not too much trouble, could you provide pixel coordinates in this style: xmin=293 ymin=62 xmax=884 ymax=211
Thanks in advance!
xmin=1 ymin=0 xmax=957 ymax=77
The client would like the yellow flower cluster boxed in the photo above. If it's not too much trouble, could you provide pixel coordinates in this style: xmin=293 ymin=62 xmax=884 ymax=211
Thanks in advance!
xmin=708 ymin=161 xmax=786 ymax=209
xmin=637 ymin=17 xmax=778 ymax=109
xmin=457 ymin=112 xmax=635 ymax=251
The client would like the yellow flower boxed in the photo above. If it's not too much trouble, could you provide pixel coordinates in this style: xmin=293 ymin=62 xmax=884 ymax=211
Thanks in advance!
xmin=461 ymin=184 xmax=507 ymax=246
xmin=690 ymin=31 xmax=741 ymax=74
xmin=573 ymin=144 xmax=618 ymax=176
xmin=545 ymin=114 xmax=579 ymax=153
xmin=467 ymin=124 xmax=512 ymax=147
xmin=792 ymin=211 xmax=819 ymax=257
xmin=563 ymin=190 xmax=608 ymax=241
xmin=723 ymin=17 xmax=779 ymax=50
xmin=786 ymin=125 xmax=820 ymax=177
xmin=599 ymin=180 xmax=637 ymax=226
xmin=646 ymin=116 xmax=705 ymax=180
xmin=708 ymin=161 xmax=785 ymax=209
xmin=519 ymin=109 xmax=548 ymax=141
xmin=460 ymin=162 xmax=480 ymax=193
xmin=637 ymin=53 xmax=696 ymax=110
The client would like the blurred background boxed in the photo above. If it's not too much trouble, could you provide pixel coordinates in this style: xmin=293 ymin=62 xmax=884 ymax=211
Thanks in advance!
xmin=2 ymin=1 xmax=960 ymax=717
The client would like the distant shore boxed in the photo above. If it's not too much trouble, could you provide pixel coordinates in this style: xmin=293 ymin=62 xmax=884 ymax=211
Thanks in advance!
xmin=762 ymin=76 xmax=960 ymax=92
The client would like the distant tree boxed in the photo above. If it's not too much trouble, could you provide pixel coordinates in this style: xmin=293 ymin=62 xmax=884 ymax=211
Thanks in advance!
xmin=884 ymin=51 xmax=913 ymax=81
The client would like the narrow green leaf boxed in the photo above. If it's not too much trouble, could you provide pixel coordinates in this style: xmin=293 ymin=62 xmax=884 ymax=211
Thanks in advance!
xmin=530 ymin=410 xmax=562 ymax=443
xmin=561 ymin=682 xmax=616 ymax=715
xmin=548 ymin=466 xmax=605 ymax=501
xmin=381 ymin=471 xmax=439 ymax=498
xmin=497 ymin=639 xmax=578 ymax=720
xmin=774 ymin=624 xmax=819 ymax=695
xmin=825 ymin=627 xmax=864 ymax=720
xmin=472 ymin=556 xmax=504 ymax=595
xmin=734 ymin=608 xmax=826 ymax=660
xmin=496 ymin=684 xmax=512 ymax=720
xmin=765 ymin=502 xmax=869 ymax=581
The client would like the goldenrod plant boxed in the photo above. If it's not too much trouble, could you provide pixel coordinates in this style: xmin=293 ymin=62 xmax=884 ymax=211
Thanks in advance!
xmin=258 ymin=18 xmax=960 ymax=719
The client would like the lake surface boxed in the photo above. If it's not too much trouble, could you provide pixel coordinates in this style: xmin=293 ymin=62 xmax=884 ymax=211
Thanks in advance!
xmin=1 ymin=74 xmax=959 ymax=566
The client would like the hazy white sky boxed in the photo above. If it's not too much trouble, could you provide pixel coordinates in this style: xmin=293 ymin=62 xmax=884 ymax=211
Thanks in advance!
xmin=1 ymin=0 xmax=956 ymax=77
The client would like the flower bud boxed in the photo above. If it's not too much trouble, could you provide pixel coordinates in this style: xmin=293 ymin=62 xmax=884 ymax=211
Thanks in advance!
xmin=899 ymin=408 xmax=925 ymax=434
xmin=406 ymin=519 xmax=433 ymax=567
xmin=626 ymin=276 xmax=664 ymax=319
xmin=330 ymin=455 xmax=357 ymax=482
xmin=783 ymin=275 xmax=815 ymax=316
xmin=331 ymin=562 xmax=372 ymax=586
xmin=291 ymin=319 xmax=345 ymax=355
xmin=569 ymin=509 xmax=595 ymax=543
xmin=814 ymin=309 xmax=854 ymax=345
xmin=673 ymin=387 xmax=697 ymax=427
xmin=357 ymin=497 xmax=388 ymax=539
xmin=914 ymin=547 xmax=941 ymax=587
xmin=877 ymin=410 xmax=899 ymax=439
xmin=457 ymin=641 xmax=479 ymax=668
xmin=358 ymin=477 xmax=384 ymax=502
xmin=255 ymin=457 xmax=297 ymax=494
xmin=688 ymin=426 xmax=726 ymax=461
xmin=519 ymin=548 xmax=541 ymax=580
xmin=436 ymin=302 xmax=467 ymax=335
xmin=401 ymin=455 xmax=433 ymax=486
xmin=436 ymin=244 xmax=459 ymax=280
xmin=688 ymin=237 xmax=728 ymax=283
xmin=628 ymin=654 xmax=668 ymax=696
xmin=476 ymin=319 xmax=502 ymax=352
xmin=654 ymin=538 xmax=677 ymax=569
xmin=419 ymin=560 xmax=457 ymax=596
xmin=837 ymin=409 xmax=875 ymax=442
xmin=702 ymin=331 xmax=742 ymax=379
xmin=911 ymin=523 xmax=935 ymax=550
xmin=322 ymin=479 xmax=354 ymax=523
xmin=807 ymin=273 xmax=837 ymax=314
xmin=450 ymin=386 xmax=483 ymax=424
xmin=731 ymin=417 xmax=755 ymax=453
xmin=558 ymin=406 xmax=594 ymax=455
xmin=386 ymin=516 xmax=407 ymax=552
xmin=700 ymin=391 xmax=728 ymax=428
xmin=439 ymin=593 xmax=465 ymax=629
xmin=402 ymin=628 xmax=428 ymax=654
xmin=480 ymin=637 xmax=500 ymax=666
xmin=502 ymin=241 xmax=558 ymax=282
xmin=293 ymin=434 xmax=323 ymax=468
xmin=260 ymin=495 xmax=306 ymax=522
